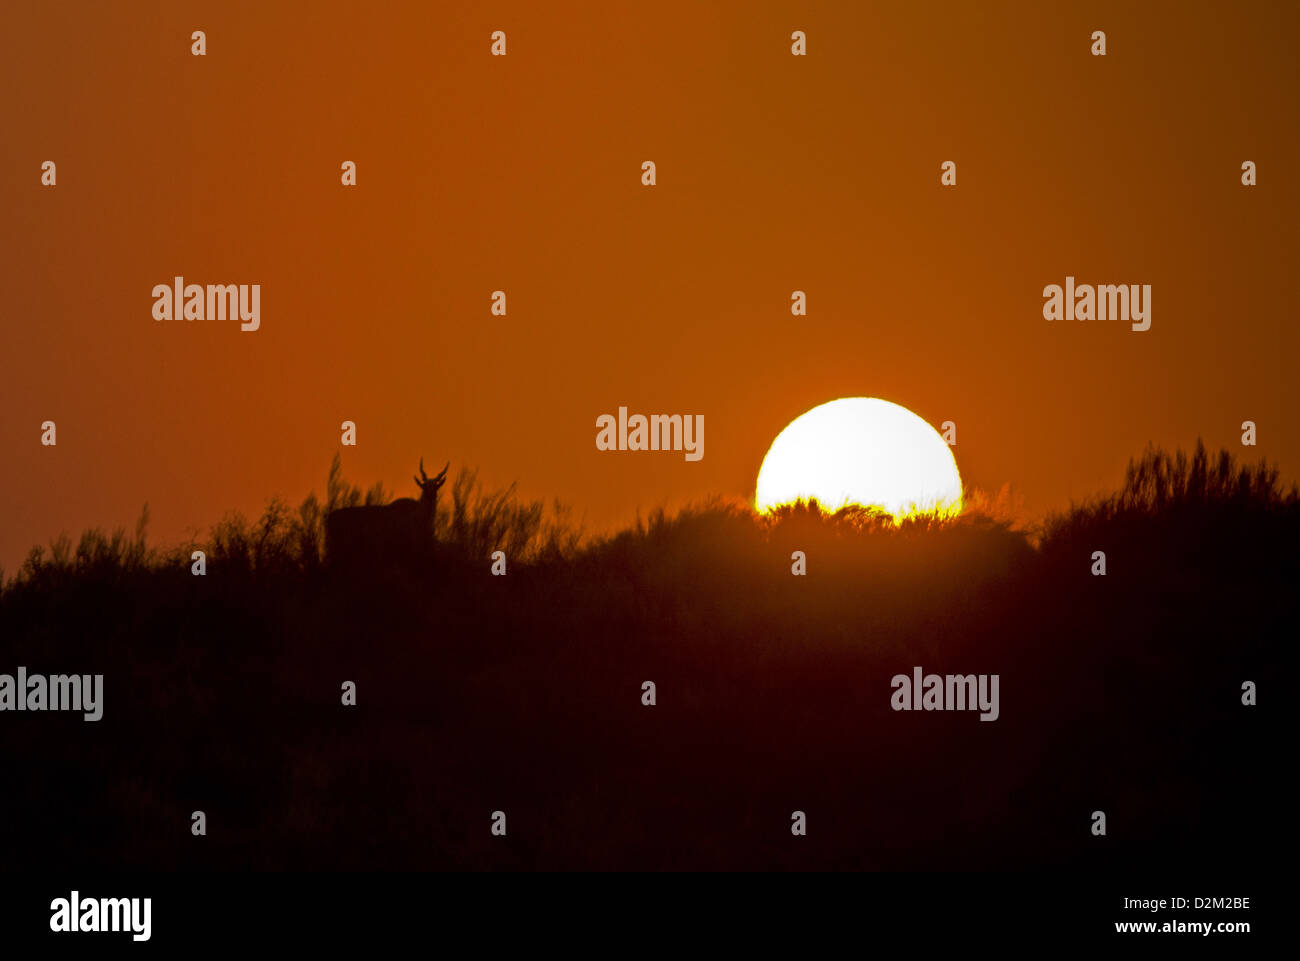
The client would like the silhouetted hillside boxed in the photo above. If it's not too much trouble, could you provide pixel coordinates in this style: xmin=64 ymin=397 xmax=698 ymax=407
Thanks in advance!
xmin=0 ymin=444 xmax=1289 ymax=870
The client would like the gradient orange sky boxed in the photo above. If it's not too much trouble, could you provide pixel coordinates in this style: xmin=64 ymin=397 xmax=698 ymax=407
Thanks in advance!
xmin=2 ymin=1 xmax=1297 ymax=572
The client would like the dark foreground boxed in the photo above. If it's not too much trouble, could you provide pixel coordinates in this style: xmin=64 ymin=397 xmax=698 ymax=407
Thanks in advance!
xmin=0 ymin=445 xmax=1289 ymax=870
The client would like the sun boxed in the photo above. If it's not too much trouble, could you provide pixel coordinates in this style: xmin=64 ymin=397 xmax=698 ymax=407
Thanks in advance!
xmin=755 ymin=398 xmax=962 ymax=521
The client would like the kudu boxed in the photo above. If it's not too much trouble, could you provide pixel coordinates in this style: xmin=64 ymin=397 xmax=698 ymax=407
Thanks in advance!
xmin=325 ymin=459 xmax=449 ymax=567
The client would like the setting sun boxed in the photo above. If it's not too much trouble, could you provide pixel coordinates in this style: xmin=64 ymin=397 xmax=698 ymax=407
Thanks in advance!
xmin=755 ymin=398 xmax=963 ymax=521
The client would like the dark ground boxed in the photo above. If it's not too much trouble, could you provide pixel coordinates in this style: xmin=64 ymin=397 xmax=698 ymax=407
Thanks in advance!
xmin=0 ymin=443 xmax=1288 ymax=870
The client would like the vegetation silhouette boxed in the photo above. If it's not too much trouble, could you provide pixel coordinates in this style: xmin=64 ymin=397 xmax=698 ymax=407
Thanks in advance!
xmin=0 ymin=442 xmax=1288 ymax=870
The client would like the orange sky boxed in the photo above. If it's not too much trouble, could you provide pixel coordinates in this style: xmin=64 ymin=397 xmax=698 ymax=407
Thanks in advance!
xmin=2 ymin=1 xmax=1297 ymax=572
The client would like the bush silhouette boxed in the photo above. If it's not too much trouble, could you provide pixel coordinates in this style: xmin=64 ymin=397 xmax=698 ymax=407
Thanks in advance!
xmin=0 ymin=444 xmax=1287 ymax=871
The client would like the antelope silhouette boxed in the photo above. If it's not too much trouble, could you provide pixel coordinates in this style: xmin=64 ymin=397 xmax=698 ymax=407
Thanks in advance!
xmin=326 ymin=458 xmax=449 ymax=566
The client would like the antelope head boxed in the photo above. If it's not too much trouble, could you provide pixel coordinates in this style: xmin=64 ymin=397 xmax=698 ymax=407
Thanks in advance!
xmin=415 ymin=458 xmax=449 ymax=507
